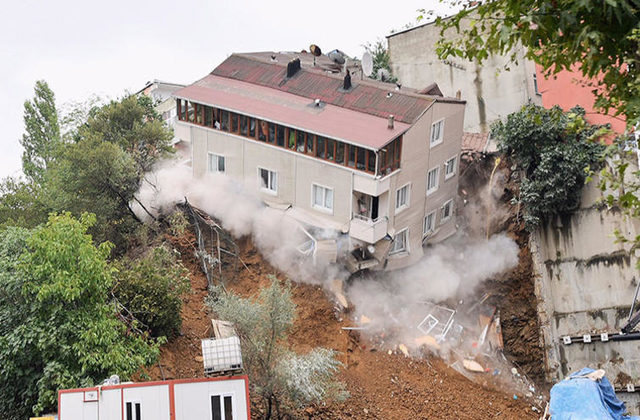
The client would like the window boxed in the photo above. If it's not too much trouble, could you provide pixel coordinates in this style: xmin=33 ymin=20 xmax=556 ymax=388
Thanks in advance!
xmin=533 ymin=73 xmax=540 ymax=95
xmin=306 ymin=133 xmax=315 ymax=154
xmin=430 ymin=119 xmax=444 ymax=146
xmin=395 ymin=184 xmax=410 ymax=212
xmin=356 ymin=147 xmax=366 ymax=170
xmin=427 ymin=167 xmax=439 ymax=195
xmin=296 ymin=130 xmax=305 ymax=152
xmin=316 ymin=137 xmax=326 ymax=158
xmin=276 ymin=124 xmax=285 ymax=147
xmin=221 ymin=111 xmax=229 ymax=131
xmin=205 ymin=106 xmax=213 ymax=127
xmin=312 ymin=184 xmax=333 ymax=212
xmin=240 ymin=115 xmax=248 ymax=136
xmin=390 ymin=228 xmax=408 ymax=255
xmin=249 ymin=118 xmax=256 ymax=137
xmin=126 ymin=402 xmax=141 ymax=420
xmin=208 ymin=153 xmax=225 ymax=173
xmin=259 ymin=168 xmax=277 ymax=193
xmin=444 ymin=156 xmax=457 ymax=180
xmin=336 ymin=142 xmax=345 ymax=164
xmin=423 ymin=211 xmax=435 ymax=236
xmin=258 ymin=120 xmax=268 ymax=141
xmin=441 ymin=199 xmax=453 ymax=223
xmin=211 ymin=394 xmax=234 ymax=420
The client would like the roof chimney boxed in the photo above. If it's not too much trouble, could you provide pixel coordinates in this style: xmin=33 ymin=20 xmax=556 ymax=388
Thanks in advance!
xmin=343 ymin=70 xmax=352 ymax=90
xmin=286 ymin=58 xmax=301 ymax=78
xmin=388 ymin=115 xmax=395 ymax=129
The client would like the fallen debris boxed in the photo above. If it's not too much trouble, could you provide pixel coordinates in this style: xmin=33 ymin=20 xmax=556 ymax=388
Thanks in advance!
xmin=463 ymin=359 xmax=485 ymax=373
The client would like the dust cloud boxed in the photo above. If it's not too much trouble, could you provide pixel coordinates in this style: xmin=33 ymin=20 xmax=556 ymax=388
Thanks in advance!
xmin=134 ymin=162 xmax=339 ymax=282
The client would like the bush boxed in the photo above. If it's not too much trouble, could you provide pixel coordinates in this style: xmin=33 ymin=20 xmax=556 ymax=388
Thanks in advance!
xmin=207 ymin=276 xmax=347 ymax=419
xmin=0 ymin=214 xmax=160 ymax=418
xmin=492 ymin=104 xmax=606 ymax=230
xmin=113 ymin=245 xmax=190 ymax=338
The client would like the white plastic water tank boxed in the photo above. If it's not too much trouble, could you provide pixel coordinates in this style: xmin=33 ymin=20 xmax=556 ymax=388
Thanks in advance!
xmin=201 ymin=336 xmax=243 ymax=374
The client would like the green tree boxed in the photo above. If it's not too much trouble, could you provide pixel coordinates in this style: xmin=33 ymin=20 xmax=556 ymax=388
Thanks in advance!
xmin=492 ymin=104 xmax=606 ymax=229
xmin=207 ymin=277 xmax=347 ymax=419
xmin=363 ymin=39 xmax=398 ymax=83
xmin=113 ymin=244 xmax=190 ymax=338
xmin=0 ymin=213 xmax=160 ymax=419
xmin=423 ymin=0 xmax=640 ymax=124
xmin=0 ymin=177 xmax=48 ymax=229
xmin=44 ymin=94 xmax=174 ymax=249
xmin=20 ymin=80 xmax=61 ymax=185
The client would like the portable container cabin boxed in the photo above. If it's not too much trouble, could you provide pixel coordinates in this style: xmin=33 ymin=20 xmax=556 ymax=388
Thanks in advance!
xmin=58 ymin=375 xmax=249 ymax=420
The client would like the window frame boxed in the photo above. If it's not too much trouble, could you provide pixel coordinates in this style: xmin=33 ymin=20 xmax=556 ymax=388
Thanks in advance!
xmin=430 ymin=118 xmax=445 ymax=147
xmin=427 ymin=167 xmax=440 ymax=196
xmin=257 ymin=167 xmax=277 ymax=195
xmin=441 ymin=199 xmax=453 ymax=224
xmin=125 ymin=401 xmax=142 ymax=420
xmin=423 ymin=211 xmax=436 ymax=237
xmin=210 ymin=393 xmax=235 ymax=420
xmin=311 ymin=183 xmax=334 ymax=214
xmin=389 ymin=228 xmax=409 ymax=255
xmin=395 ymin=183 xmax=411 ymax=213
xmin=208 ymin=152 xmax=226 ymax=174
xmin=444 ymin=155 xmax=457 ymax=180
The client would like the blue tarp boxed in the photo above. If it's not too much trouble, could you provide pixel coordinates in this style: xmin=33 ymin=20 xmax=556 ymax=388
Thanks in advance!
xmin=550 ymin=368 xmax=640 ymax=420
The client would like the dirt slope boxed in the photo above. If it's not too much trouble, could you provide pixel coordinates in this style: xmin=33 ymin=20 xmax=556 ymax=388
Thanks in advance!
xmin=148 ymin=229 xmax=538 ymax=419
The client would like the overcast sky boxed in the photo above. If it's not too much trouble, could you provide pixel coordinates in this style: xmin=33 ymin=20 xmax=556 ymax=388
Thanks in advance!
xmin=0 ymin=0 xmax=454 ymax=180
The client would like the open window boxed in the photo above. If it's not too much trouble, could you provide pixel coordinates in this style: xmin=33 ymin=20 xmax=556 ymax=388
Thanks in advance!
xmin=441 ymin=199 xmax=453 ymax=223
xmin=444 ymin=156 xmax=457 ymax=180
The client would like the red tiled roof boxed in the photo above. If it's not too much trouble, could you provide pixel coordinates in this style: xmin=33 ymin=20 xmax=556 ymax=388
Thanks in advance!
xmin=211 ymin=54 xmax=437 ymax=124
xmin=174 ymin=75 xmax=410 ymax=150
xmin=462 ymin=132 xmax=490 ymax=152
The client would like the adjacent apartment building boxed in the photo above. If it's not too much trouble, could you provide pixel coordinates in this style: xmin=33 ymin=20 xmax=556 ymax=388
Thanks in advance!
xmin=173 ymin=52 xmax=465 ymax=271
xmin=387 ymin=18 xmax=541 ymax=134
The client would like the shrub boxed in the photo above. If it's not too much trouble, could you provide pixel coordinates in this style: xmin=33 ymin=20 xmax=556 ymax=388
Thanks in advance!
xmin=113 ymin=244 xmax=189 ymax=338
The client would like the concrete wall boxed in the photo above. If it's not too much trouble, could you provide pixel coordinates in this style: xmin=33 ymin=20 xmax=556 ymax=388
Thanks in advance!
xmin=530 ymin=178 xmax=640 ymax=413
xmin=387 ymin=21 xmax=541 ymax=133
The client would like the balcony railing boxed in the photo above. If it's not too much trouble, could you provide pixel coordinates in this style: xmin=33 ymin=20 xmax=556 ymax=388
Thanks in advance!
xmin=349 ymin=215 xmax=388 ymax=244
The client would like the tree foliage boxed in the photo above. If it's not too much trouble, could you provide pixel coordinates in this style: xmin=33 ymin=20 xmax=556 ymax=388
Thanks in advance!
xmin=363 ymin=39 xmax=398 ymax=83
xmin=20 ymin=80 xmax=61 ymax=185
xmin=43 ymin=94 xmax=174 ymax=249
xmin=0 ymin=213 xmax=160 ymax=419
xmin=207 ymin=277 xmax=347 ymax=419
xmin=113 ymin=244 xmax=190 ymax=338
xmin=492 ymin=104 xmax=606 ymax=229
xmin=425 ymin=0 xmax=640 ymax=124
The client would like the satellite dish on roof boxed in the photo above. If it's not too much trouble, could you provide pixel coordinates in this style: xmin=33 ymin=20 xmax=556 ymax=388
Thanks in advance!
xmin=328 ymin=49 xmax=346 ymax=65
xmin=310 ymin=44 xmax=322 ymax=57
xmin=362 ymin=52 xmax=373 ymax=77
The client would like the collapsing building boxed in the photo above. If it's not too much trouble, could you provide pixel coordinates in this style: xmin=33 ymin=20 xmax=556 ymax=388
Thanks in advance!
xmin=173 ymin=51 xmax=465 ymax=271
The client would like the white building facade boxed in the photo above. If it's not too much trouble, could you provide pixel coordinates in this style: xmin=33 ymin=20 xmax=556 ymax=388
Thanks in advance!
xmin=174 ymin=52 xmax=465 ymax=271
